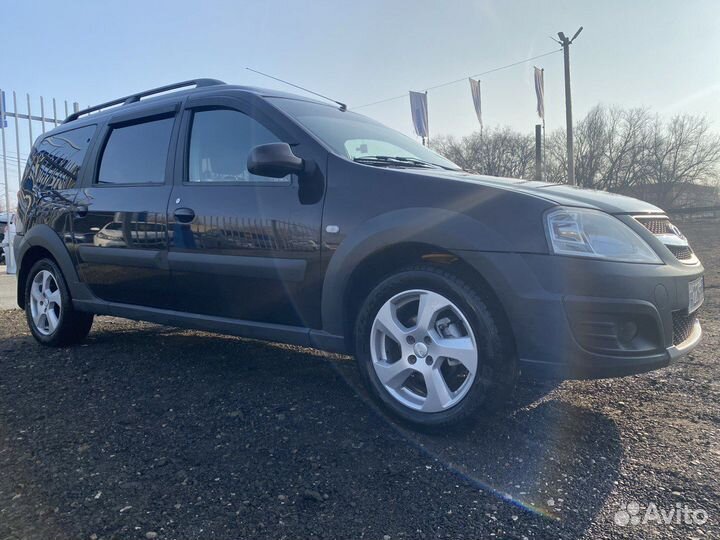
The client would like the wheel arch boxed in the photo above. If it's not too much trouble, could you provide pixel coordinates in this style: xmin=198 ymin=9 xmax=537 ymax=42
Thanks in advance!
xmin=320 ymin=208 xmax=517 ymax=351
xmin=16 ymin=225 xmax=88 ymax=309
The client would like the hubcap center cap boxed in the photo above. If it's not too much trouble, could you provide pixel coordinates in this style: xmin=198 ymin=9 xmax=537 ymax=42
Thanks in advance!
xmin=413 ymin=342 xmax=428 ymax=358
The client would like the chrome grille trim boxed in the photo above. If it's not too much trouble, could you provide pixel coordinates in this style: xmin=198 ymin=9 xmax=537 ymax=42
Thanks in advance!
xmin=635 ymin=216 xmax=672 ymax=235
xmin=633 ymin=214 xmax=698 ymax=265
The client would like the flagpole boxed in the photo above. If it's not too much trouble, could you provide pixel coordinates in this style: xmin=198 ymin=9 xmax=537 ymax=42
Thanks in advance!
xmin=534 ymin=66 xmax=546 ymax=181
xmin=542 ymin=68 xmax=546 ymax=181
xmin=542 ymin=116 xmax=546 ymax=181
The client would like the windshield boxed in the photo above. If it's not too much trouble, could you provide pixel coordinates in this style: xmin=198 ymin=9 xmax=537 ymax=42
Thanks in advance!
xmin=267 ymin=98 xmax=461 ymax=170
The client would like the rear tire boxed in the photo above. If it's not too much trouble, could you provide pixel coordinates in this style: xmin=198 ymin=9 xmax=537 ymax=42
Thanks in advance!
xmin=24 ymin=258 xmax=94 ymax=347
xmin=354 ymin=264 xmax=517 ymax=428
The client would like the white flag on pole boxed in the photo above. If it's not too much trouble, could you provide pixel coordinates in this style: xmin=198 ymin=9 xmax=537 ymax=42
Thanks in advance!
xmin=534 ymin=67 xmax=545 ymax=120
xmin=468 ymin=78 xmax=483 ymax=128
xmin=409 ymin=91 xmax=429 ymax=138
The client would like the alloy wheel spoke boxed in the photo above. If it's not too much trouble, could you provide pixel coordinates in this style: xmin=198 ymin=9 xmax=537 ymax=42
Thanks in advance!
xmin=422 ymin=368 xmax=454 ymax=411
xmin=32 ymin=308 xmax=44 ymax=326
xmin=47 ymin=289 xmax=61 ymax=306
xmin=374 ymin=301 xmax=410 ymax=344
xmin=41 ymin=271 xmax=52 ymax=294
xmin=374 ymin=360 xmax=414 ymax=390
xmin=31 ymin=285 xmax=43 ymax=302
xmin=38 ymin=313 xmax=48 ymax=332
xmin=415 ymin=291 xmax=450 ymax=332
xmin=46 ymin=309 xmax=59 ymax=331
xmin=434 ymin=336 xmax=477 ymax=375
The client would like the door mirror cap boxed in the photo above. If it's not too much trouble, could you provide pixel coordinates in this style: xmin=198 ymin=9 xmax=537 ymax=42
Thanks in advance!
xmin=247 ymin=143 xmax=305 ymax=178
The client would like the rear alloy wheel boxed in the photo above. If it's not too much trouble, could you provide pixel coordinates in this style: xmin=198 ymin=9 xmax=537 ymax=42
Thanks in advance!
xmin=355 ymin=265 xmax=517 ymax=428
xmin=29 ymin=270 xmax=63 ymax=336
xmin=25 ymin=258 xmax=94 ymax=346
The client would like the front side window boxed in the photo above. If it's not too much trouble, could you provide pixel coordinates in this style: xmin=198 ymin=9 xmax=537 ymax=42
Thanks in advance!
xmin=188 ymin=109 xmax=287 ymax=183
xmin=97 ymin=117 xmax=174 ymax=185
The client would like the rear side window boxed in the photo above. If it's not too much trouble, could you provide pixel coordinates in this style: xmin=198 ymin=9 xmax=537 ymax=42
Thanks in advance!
xmin=25 ymin=125 xmax=96 ymax=190
xmin=97 ymin=117 xmax=174 ymax=185
xmin=187 ymin=109 xmax=288 ymax=183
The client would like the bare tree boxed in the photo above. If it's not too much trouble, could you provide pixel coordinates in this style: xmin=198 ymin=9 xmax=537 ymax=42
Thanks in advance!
xmin=432 ymin=127 xmax=535 ymax=179
xmin=644 ymin=114 xmax=720 ymax=207
xmin=572 ymin=105 xmax=607 ymax=188
xmin=433 ymin=105 xmax=720 ymax=208
xmin=602 ymin=107 xmax=651 ymax=192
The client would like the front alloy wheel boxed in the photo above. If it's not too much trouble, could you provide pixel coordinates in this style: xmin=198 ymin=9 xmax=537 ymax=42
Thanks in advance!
xmin=370 ymin=289 xmax=478 ymax=412
xmin=355 ymin=265 xmax=517 ymax=428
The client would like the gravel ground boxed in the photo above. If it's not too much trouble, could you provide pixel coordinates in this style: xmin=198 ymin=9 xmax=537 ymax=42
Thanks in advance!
xmin=0 ymin=221 xmax=718 ymax=540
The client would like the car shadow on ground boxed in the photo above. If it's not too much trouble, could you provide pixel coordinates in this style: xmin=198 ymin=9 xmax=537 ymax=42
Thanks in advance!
xmin=0 ymin=323 xmax=622 ymax=538
xmin=333 ymin=347 xmax=622 ymax=529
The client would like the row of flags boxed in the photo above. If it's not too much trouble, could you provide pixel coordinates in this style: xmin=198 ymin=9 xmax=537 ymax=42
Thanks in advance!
xmin=409 ymin=67 xmax=546 ymax=140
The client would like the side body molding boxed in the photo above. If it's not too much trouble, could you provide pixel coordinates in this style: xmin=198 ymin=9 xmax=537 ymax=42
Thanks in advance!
xmin=320 ymin=207 xmax=511 ymax=337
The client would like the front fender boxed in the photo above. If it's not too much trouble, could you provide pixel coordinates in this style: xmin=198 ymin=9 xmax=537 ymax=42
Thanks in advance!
xmin=320 ymin=207 xmax=519 ymax=336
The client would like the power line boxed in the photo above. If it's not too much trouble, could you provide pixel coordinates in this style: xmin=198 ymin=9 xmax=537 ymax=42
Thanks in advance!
xmin=0 ymin=151 xmax=30 ymax=161
xmin=246 ymin=68 xmax=347 ymax=111
xmin=352 ymin=49 xmax=561 ymax=110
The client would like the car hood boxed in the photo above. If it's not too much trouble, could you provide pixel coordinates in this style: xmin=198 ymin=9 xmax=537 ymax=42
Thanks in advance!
xmin=416 ymin=169 xmax=663 ymax=214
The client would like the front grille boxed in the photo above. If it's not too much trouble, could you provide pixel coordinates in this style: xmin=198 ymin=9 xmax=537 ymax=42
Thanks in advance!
xmin=672 ymin=310 xmax=699 ymax=345
xmin=634 ymin=215 xmax=695 ymax=264
xmin=667 ymin=244 xmax=693 ymax=260
xmin=636 ymin=216 xmax=672 ymax=235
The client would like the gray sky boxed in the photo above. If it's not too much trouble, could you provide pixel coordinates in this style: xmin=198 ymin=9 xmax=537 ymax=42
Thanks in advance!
xmin=2 ymin=0 xmax=719 ymax=148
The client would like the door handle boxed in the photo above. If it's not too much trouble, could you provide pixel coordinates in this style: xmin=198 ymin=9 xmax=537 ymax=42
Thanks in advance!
xmin=75 ymin=205 xmax=88 ymax=218
xmin=174 ymin=207 xmax=195 ymax=224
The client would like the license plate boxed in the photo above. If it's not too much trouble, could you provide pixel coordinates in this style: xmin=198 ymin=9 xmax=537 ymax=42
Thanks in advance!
xmin=688 ymin=276 xmax=704 ymax=314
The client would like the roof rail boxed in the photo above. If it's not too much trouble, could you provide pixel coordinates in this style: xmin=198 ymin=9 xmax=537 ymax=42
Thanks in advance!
xmin=62 ymin=78 xmax=226 ymax=123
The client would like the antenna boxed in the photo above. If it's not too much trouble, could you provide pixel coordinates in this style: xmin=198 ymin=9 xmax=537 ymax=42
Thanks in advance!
xmin=246 ymin=68 xmax=347 ymax=111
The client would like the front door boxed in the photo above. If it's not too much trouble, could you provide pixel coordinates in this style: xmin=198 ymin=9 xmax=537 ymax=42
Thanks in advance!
xmin=72 ymin=109 xmax=178 ymax=307
xmin=167 ymin=102 xmax=323 ymax=327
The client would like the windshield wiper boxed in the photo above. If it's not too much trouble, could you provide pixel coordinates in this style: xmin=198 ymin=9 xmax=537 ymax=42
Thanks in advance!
xmin=353 ymin=155 xmax=454 ymax=170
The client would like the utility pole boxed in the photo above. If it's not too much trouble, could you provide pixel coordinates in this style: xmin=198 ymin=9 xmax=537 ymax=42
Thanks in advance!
xmin=535 ymin=124 xmax=542 ymax=182
xmin=556 ymin=27 xmax=583 ymax=186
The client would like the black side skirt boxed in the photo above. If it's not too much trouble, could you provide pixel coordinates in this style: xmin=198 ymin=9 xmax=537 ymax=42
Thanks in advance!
xmin=73 ymin=299 xmax=347 ymax=354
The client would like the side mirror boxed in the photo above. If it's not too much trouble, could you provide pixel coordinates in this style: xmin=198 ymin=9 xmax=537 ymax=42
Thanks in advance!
xmin=247 ymin=143 xmax=305 ymax=178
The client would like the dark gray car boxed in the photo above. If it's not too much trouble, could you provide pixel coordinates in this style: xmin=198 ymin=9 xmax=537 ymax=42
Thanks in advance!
xmin=14 ymin=80 xmax=704 ymax=428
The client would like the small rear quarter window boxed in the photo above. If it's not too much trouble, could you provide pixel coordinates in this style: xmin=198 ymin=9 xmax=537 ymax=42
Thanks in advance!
xmin=26 ymin=124 xmax=96 ymax=190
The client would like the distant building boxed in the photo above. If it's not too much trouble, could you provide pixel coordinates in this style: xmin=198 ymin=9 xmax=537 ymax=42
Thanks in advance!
xmin=627 ymin=183 xmax=720 ymax=210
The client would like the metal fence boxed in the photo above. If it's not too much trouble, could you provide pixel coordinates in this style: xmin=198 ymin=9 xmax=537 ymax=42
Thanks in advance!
xmin=0 ymin=89 xmax=79 ymax=272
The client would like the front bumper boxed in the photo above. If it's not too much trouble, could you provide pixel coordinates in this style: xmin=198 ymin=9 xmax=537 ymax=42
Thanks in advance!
xmin=457 ymin=250 xmax=704 ymax=379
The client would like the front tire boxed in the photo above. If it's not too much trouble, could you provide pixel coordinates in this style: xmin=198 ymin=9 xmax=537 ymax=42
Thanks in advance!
xmin=354 ymin=265 xmax=517 ymax=428
xmin=25 ymin=258 xmax=94 ymax=347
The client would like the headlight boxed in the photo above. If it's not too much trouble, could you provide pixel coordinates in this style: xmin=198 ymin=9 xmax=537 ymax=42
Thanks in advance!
xmin=545 ymin=207 xmax=662 ymax=264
